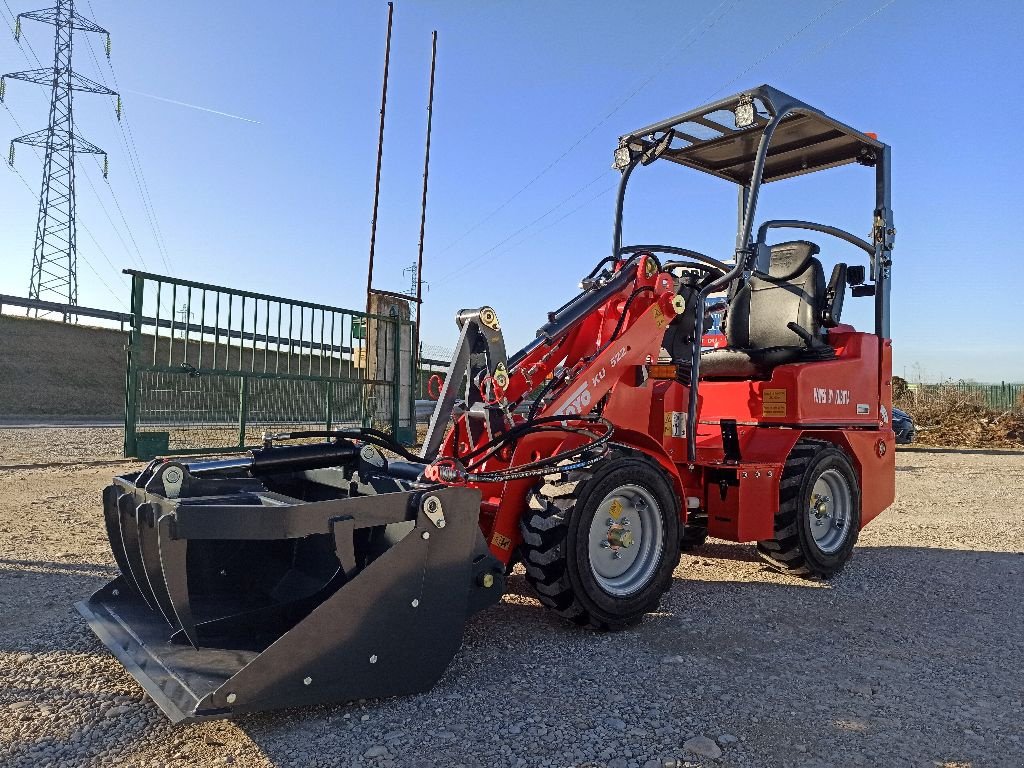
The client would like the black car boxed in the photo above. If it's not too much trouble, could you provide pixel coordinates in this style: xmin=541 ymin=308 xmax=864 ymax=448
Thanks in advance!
xmin=892 ymin=407 xmax=915 ymax=444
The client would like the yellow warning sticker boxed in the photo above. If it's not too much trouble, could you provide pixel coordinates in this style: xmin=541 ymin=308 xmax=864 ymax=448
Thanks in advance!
xmin=651 ymin=305 xmax=667 ymax=329
xmin=490 ymin=532 xmax=513 ymax=551
xmin=762 ymin=388 xmax=787 ymax=417
xmin=609 ymin=498 xmax=624 ymax=520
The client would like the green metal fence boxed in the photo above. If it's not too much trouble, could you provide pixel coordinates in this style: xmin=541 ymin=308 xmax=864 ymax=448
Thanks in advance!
xmin=123 ymin=270 xmax=416 ymax=459
xmin=908 ymin=382 xmax=1024 ymax=412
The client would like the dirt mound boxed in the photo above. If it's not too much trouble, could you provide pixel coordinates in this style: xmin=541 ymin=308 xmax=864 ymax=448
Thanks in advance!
xmin=0 ymin=314 xmax=125 ymax=416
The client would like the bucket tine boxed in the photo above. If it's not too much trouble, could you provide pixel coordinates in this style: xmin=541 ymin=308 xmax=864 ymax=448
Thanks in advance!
xmin=103 ymin=486 xmax=142 ymax=598
xmin=117 ymin=492 xmax=156 ymax=612
xmin=137 ymin=503 xmax=178 ymax=629
xmin=157 ymin=512 xmax=198 ymax=648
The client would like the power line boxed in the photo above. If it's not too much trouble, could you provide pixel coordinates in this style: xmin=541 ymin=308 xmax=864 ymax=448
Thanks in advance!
xmin=2 ymin=3 xmax=150 ymax=287
xmin=4 ymin=154 xmax=128 ymax=308
xmin=82 ymin=0 xmax=174 ymax=276
xmin=1 ymin=0 xmax=120 ymax=307
xmin=706 ymin=0 xmax=848 ymax=99
xmin=432 ymin=170 xmax=611 ymax=284
xmin=439 ymin=0 xmax=875 ymax=284
xmin=435 ymin=0 xmax=740 ymax=257
xmin=782 ymin=0 xmax=899 ymax=73
xmin=447 ymin=179 xmax=619 ymax=284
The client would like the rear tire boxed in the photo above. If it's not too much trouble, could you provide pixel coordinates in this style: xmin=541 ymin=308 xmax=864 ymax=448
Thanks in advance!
xmin=520 ymin=455 xmax=680 ymax=630
xmin=756 ymin=439 xmax=860 ymax=578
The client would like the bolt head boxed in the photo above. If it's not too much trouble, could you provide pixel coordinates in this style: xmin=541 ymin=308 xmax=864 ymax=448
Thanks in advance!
xmin=226 ymin=693 xmax=237 ymax=704
xmin=369 ymin=654 xmax=378 ymax=664
xmin=482 ymin=573 xmax=495 ymax=588
xmin=436 ymin=519 xmax=446 ymax=528
xmin=411 ymin=599 xmax=420 ymax=608
xmin=421 ymin=531 xmax=430 ymax=540
xmin=111 ymin=589 xmax=120 ymax=597
xmin=303 ymin=676 xmax=312 ymax=686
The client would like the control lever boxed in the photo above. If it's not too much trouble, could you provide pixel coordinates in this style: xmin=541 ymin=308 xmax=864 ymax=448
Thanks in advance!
xmin=787 ymin=322 xmax=835 ymax=361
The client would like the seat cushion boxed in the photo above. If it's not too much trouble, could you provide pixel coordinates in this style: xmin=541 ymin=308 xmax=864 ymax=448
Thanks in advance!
xmin=699 ymin=345 xmax=804 ymax=380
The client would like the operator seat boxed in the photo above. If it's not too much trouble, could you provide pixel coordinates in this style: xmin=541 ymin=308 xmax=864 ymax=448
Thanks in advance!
xmin=698 ymin=240 xmax=840 ymax=380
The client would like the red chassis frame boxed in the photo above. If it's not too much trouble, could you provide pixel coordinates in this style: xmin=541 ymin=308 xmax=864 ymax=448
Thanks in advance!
xmin=431 ymin=254 xmax=895 ymax=564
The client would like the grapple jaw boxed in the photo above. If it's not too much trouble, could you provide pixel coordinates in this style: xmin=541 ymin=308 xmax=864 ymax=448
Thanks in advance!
xmin=78 ymin=449 xmax=503 ymax=723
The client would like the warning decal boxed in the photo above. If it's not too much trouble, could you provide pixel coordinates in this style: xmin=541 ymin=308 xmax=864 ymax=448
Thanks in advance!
xmin=762 ymin=388 xmax=787 ymax=417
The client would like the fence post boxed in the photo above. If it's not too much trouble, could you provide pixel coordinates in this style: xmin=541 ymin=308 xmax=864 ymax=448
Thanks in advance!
xmin=392 ymin=316 xmax=402 ymax=436
xmin=238 ymin=376 xmax=248 ymax=450
xmin=325 ymin=380 xmax=334 ymax=432
xmin=124 ymin=274 xmax=144 ymax=458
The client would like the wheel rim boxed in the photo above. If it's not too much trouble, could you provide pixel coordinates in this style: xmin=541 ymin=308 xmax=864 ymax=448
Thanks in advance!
xmin=587 ymin=484 xmax=664 ymax=597
xmin=808 ymin=468 xmax=852 ymax=554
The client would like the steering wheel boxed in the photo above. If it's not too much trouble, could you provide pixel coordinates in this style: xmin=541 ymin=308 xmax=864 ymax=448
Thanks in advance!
xmin=617 ymin=244 xmax=731 ymax=282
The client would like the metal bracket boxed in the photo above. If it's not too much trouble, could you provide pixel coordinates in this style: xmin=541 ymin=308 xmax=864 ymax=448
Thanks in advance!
xmin=423 ymin=495 xmax=446 ymax=529
xmin=721 ymin=419 xmax=741 ymax=463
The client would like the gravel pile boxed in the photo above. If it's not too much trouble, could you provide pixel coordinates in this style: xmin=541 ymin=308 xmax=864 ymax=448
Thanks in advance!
xmin=2 ymin=430 xmax=1022 ymax=767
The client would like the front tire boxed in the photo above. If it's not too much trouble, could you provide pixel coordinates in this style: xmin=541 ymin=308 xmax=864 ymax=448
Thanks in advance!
xmin=757 ymin=439 xmax=861 ymax=578
xmin=520 ymin=455 xmax=681 ymax=630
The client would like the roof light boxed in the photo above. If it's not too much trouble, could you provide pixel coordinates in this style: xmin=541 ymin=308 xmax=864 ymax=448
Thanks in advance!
xmin=612 ymin=145 xmax=633 ymax=171
xmin=734 ymin=95 xmax=755 ymax=129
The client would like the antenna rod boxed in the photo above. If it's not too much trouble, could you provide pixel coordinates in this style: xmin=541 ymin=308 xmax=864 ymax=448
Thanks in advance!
xmin=365 ymin=1 xmax=393 ymax=319
xmin=414 ymin=30 xmax=437 ymax=363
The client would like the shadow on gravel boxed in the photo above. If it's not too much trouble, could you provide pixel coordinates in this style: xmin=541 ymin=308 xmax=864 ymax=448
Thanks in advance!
xmin=235 ymin=547 xmax=1022 ymax=768
xmin=1 ymin=547 xmax=1021 ymax=767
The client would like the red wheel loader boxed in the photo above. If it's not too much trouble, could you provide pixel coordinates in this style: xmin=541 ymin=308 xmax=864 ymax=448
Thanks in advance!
xmin=78 ymin=85 xmax=896 ymax=722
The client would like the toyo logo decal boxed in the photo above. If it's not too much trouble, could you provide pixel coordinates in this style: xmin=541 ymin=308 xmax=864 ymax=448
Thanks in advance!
xmin=559 ymin=368 xmax=605 ymax=415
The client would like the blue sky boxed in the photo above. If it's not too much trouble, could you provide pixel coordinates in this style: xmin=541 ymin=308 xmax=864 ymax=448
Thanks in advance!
xmin=1 ymin=0 xmax=1022 ymax=382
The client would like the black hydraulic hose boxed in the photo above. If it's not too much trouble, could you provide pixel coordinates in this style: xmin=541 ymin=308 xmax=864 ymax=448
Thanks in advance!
xmin=464 ymin=424 xmax=607 ymax=473
xmin=460 ymin=413 xmax=608 ymax=468
xmin=462 ymin=417 xmax=615 ymax=482
xmin=527 ymin=371 xmax=566 ymax=421
xmin=266 ymin=428 xmax=423 ymax=463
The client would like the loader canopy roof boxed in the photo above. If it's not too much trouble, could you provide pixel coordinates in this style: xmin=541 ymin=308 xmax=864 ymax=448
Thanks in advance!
xmin=618 ymin=84 xmax=886 ymax=185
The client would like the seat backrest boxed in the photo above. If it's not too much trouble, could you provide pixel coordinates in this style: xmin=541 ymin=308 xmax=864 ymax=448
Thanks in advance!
xmin=725 ymin=241 xmax=826 ymax=349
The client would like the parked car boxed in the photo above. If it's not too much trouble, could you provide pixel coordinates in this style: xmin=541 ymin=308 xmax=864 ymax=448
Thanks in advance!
xmin=893 ymin=407 xmax=915 ymax=444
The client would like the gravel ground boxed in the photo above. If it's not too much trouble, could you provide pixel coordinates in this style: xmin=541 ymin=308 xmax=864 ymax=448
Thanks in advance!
xmin=1 ymin=428 xmax=1023 ymax=768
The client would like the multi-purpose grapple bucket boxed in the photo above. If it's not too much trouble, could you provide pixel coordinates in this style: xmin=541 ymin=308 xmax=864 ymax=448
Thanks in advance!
xmin=76 ymin=439 xmax=504 ymax=723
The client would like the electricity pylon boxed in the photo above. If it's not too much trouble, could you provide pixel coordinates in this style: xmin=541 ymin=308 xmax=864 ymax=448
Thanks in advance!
xmin=1 ymin=0 xmax=119 ymax=308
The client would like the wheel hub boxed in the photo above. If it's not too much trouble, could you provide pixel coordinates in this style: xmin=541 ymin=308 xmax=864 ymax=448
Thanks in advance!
xmin=606 ymin=524 xmax=634 ymax=549
xmin=809 ymin=470 xmax=851 ymax=554
xmin=588 ymin=484 xmax=664 ymax=596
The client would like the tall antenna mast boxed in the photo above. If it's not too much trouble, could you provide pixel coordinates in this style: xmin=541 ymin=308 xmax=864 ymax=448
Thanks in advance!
xmin=413 ymin=30 xmax=437 ymax=362
xmin=364 ymin=1 xmax=393 ymax=319
xmin=1 ymin=0 xmax=120 ymax=310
